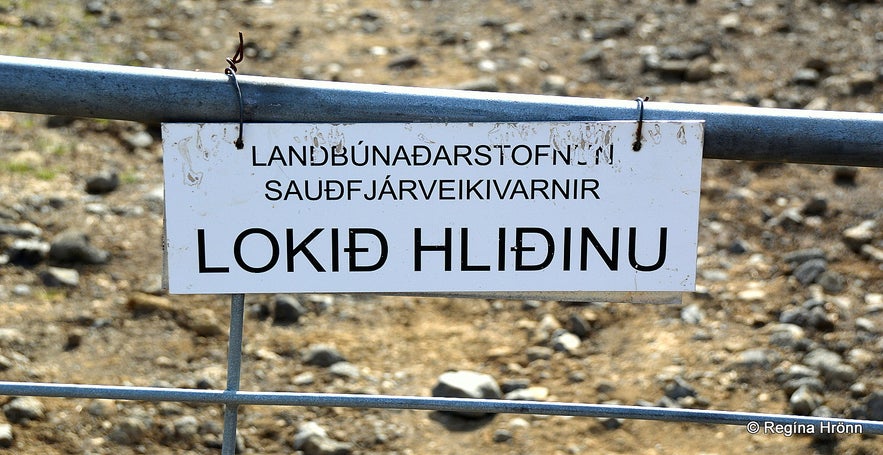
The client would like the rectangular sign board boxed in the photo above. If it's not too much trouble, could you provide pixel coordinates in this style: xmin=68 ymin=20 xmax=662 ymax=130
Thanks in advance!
xmin=162 ymin=121 xmax=703 ymax=296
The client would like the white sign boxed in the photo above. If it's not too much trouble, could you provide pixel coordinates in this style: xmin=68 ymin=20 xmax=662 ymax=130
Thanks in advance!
xmin=162 ymin=121 xmax=703 ymax=295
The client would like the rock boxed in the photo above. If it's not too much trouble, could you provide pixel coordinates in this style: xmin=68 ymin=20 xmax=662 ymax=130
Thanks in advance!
xmin=272 ymin=294 xmax=307 ymax=324
xmin=540 ymin=75 xmax=568 ymax=96
xmin=792 ymin=68 xmax=820 ymax=86
xmin=39 ymin=266 xmax=80 ymax=287
xmin=801 ymin=196 xmax=828 ymax=216
xmin=453 ymin=77 xmax=499 ymax=92
xmin=783 ymin=377 xmax=825 ymax=396
xmin=789 ymin=385 xmax=821 ymax=415
xmin=568 ymin=313 xmax=591 ymax=338
xmin=822 ymin=75 xmax=852 ymax=96
xmin=84 ymin=1 xmax=105 ymax=16
xmin=821 ymin=363 xmax=857 ymax=387
xmin=11 ymin=284 xmax=31 ymax=296
xmin=656 ymin=396 xmax=680 ymax=408
xmin=550 ymin=330 xmax=580 ymax=354
xmin=293 ymin=421 xmax=353 ymax=455
xmin=792 ymin=258 xmax=826 ymax=286
xmin=504 ymin=386 xmax=549 ymax=401
xmin=2 ymin=397 xmax=45 ymax=423
xmin=861 ymin=244 xmax=883 ymax=263
xmin=108 ymin=416 xmax=149 ymax=445
xmin=850 ymin=382 xmax=868 ymax=398
xmin=865 ymin=391 xmax=883 ymax=421
xmin=846 ymin=348 xmax=875 ymax=369
xmin=806 ymin=307 xmax=836 ymax=332
xmin=292 ymin=372 xmax=315 ymax=386
xmin=387 ymin=55 xmax=420 ymax=70
xmin=6 ymin=238 xmax=50 ymax=266
xmin=85 ymin=171 xmax=119 ymax=195
xmin=432 ymin=370 xmax=502 ymax=417
xmin=656 ymin=59 xmax=690 ymax=80
xmin=526 ymin=346 xmax=553 ymax=362
xmin=736 ymin=288 xmax=767 ymax=302
xmin=0 ymin=328 xmax=25 ymax=346
xmin=126 ymin=292 xmax=175 ymax=314
xmin=783 ymin=248 xmax=827 ymax=266
xmin=842 ymin=220 xmax=876 ymax=252
xmin=855 ymin=317 xmax=876 ymax=333
xmin=599 ymin=416 xmax=624 ymax=430
xmin=732 ymin=348 xmax=777 ymax=369
xmin=664 ymin=376 xmax=697 ymax=400
xmin=0 ymin=222 xmax=42 ymax=238
xmin=717 ymin=13 xmax=741 ymax=32
xmin=64 ymin=329 xmax=84 ymax=350
xmin=802 ymin=348 xmax=855 ymax=386
xmin=728 ymin=239 xmax=751 ymax=255
xmin=328 ymin=361 xmax=360 ymax=379
xmin=173 ymin=415 xmax=199 ymax=438
xmin=492 ymin=428 xmax=513 ymax=442
xmin=777 ymin=364 xmax=819 ymax=383
xmin=293 ymin=421 xmax=326 ymax=447
xmin=803 ymin=348 xmax=842 ymax=371
xmin=182 ymin=308 xmax=225 ymax=337
xmin=0 ymin=423 xmax=11 ymax=448
xmin=592 ymin=19 xmax=634 ymax=40
xmin=501 ymin=378 xmax=531 ymax=394
xmin=849 ymin=71 xmax=876 ymax=95
xmin=48 ymin=230 xmax=109 ymax=264
xmin=804 ymin=96 xmax=829 ymax=110
xmin=477 ymin=59 xmax=497 ymax=73
xmin=534 ymin=314 xmax=561 ymax=343
xmin=502 ymin=22 xmax=528 ymax=36
xmin=779 ymin=307 xmax=810 ymax=326
xmin=769 ymin=323 xmax=805 ymax=349
xmin=680 ymin=304 xmax=704 ymax=324
xmin=684 ymin=56 xmax=713 ymax=82
xmin=247 ymin=301 xmax=271 ymax=320
xmin=578 ymin=48 xmax=604 ymax=64
xmin=86 ymin=399 xmax=117 ymax=418
xmin=303 ymin=344 xmax=346 ymax=367
xmin=122 ymin=130 xmax=154 ymax=149
xmin=0 ymin=354 xmax=13 ymax=371
xmin=816 ymin=271 xmax=845 ymax=294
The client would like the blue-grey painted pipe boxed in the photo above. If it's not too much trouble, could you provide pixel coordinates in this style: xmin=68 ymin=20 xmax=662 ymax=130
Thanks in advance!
xmin=221 ymin=294 xmax=245 ymax=455
xmin=0 ymin=381 xmax=881 ymax=434
xmin=1 ymin=55 xmax=881 ymax=167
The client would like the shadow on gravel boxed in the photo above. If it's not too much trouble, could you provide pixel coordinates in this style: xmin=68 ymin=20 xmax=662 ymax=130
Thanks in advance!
xmin=429 ymin=411 xmax=496 ymax=432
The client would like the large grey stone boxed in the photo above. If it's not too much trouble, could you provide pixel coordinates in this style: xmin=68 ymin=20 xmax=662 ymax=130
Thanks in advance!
xmin=432 ymin=370 xmax=502 ymax=418
xmin=49 ymin=230 xmax=109 ymax=264
xmin=2 ymin=397 xmax=45 ymax=423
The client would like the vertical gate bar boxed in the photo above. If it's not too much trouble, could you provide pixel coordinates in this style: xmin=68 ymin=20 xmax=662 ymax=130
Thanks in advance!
xmin=221 ymin=294 xmax=246 ymax=455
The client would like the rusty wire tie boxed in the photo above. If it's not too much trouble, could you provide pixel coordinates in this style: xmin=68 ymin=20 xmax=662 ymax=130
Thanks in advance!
xmin=225 ymin=32 xmax=245 ymax=149
xmin=632 ymin=96 xmax=649 ymax=151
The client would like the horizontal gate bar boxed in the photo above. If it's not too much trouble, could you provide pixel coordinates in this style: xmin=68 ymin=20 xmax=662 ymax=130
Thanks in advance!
xmin=1 ymin=381 xmax=881 ymax=435
xmin=1 ymin=55 xmax=881 ymax=167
